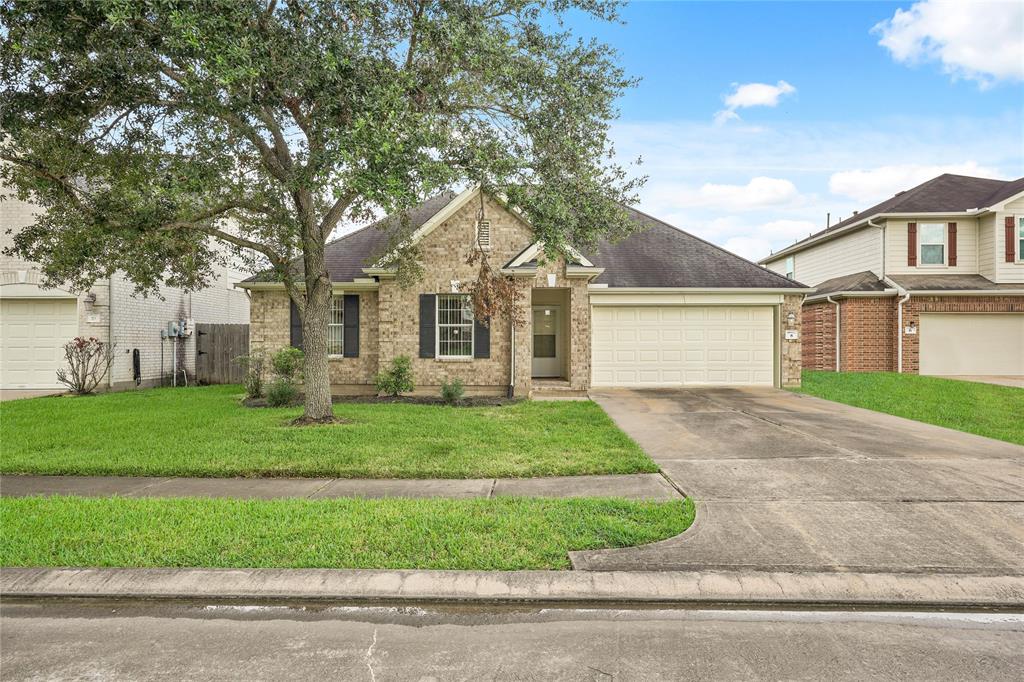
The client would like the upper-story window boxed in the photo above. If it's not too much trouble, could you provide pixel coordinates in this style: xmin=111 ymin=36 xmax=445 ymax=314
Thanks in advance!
xmin=918 ymin=222 xmax=946 ymax=266
xmin=784 ymin=256 xmax=795 ymax=279
xmin=1018 ymin=217 xmax=1024 ymax=263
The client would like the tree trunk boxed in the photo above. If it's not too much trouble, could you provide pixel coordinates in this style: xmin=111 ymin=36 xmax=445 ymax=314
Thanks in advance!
xmin=300 ymin=240 xmax=334 ymax=421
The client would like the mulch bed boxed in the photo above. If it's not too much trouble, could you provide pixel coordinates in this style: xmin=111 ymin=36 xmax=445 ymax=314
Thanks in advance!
xmin=242 ymin=394 xmax=521 ymax=409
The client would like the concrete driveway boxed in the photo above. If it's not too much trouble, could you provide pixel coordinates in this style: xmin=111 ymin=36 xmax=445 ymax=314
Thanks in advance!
xmin=572 ymin=388 xmax=1024 ymax=575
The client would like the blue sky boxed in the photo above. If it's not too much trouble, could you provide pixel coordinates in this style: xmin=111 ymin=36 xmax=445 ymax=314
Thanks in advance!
xmin=563 ymin=0 xmax=1024 ymax=260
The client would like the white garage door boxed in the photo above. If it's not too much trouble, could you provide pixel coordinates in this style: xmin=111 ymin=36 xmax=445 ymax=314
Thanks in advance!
xmin=919 ymin=313 xmax=1024 ymax=376
xmin=0 ymin=298 xmax=78 ymax=388
xmin=591 ymin=306 xmax=775 ymax=387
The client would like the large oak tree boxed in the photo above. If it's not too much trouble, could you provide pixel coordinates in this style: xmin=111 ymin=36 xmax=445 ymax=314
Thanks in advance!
xmin=0 ymin=0 xmax=642 ymax=419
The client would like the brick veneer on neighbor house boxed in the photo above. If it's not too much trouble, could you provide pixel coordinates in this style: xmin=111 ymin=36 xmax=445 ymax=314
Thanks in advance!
xmin=800 ymin=295 xmax=1023 ymax=373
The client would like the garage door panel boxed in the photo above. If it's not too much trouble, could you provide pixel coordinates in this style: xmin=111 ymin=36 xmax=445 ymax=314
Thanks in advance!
xmin=591 ymin=305 xmax=775 ymax=387
xmin=1 ymin=298 xmax=78 ymax=389
xmin=920 ymin=314 xmax=1024 ymax=376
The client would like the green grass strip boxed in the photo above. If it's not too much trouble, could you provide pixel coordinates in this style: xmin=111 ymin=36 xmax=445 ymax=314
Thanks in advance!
xmin=0 ymin=496 xmax=693 ymax=571
xmin=793 ymin=371 xmax=1024 ymax=446
xmin=0 ymin=384 xmax=656 ymax=479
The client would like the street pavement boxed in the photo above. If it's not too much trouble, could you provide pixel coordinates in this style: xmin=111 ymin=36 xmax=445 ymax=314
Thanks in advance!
xmin=2 ymin=600 xmax=1022 ymax=681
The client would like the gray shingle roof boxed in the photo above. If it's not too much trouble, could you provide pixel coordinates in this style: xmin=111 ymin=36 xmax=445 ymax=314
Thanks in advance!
xmin=889 ymin=274 xmax=1024 ymax=291
xmin=811 ymin=271 xmax=890 ymax=297
xmin=768 ymin=173 xmax=1024 ymax=260
xmin=246 ymin=193 xmax=807 ymax=289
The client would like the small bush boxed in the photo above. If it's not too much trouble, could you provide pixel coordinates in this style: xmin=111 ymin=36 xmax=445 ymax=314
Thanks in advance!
xmin=56 ymin=337 xmax=116 ymax=395
xmin=375 ymin=355 xmax=415 ymax=397
xmin=266 ymin=378 xmax=299 ymax=407
xmin=271 ymin=346 xmax=304 ymax=381
xmin=440 ymin=378 xmax=465 ymax=405
xmin=234 ymin=352 xmax=266 ymax=399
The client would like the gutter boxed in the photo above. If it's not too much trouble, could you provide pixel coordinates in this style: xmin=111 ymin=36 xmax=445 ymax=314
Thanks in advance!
xmin=804 ymin=289 xmax=898 ymax=303
xmin=884 ymin=276 xmax=910 ymax=374
xmin=825 ymin=296 xmax=841 ymax=372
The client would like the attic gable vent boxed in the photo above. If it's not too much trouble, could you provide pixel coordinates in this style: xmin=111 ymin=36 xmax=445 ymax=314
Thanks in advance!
xmin=475 ymin=220 xmax=491 ymax=249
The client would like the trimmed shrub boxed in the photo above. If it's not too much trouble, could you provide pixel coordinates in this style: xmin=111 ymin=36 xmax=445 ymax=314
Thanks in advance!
xmin=440 ymin=378 xmax=465 ymax=405
xmin=375 ymin=355 xmax=415 ymax=397
xmin=266 ymin=378 xmax=299 ymax=407
xmin=234 ymin=352 xmax=266 ymax=399
xmin=271 ymin=346 xmax=304 ymax=382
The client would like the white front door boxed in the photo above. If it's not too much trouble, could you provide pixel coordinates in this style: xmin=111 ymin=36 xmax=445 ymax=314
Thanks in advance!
xmin=532 ymin=306 xmax=561 ymax=377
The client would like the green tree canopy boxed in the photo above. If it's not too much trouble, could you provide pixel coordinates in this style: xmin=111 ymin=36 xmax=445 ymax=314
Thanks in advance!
xmin=1 ymin=0 xmax=643 ymax=418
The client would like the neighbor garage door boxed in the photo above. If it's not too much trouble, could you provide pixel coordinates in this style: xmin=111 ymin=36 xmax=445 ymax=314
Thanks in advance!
xmin=0 ymin=298 xmax=78 ymax=388
xmin=591 ymin=306 xmax=775 ymax=386
xmin=919 ymin=313 xmax=1024 ymax=376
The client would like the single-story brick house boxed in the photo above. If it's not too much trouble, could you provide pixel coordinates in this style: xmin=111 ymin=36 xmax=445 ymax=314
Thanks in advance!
xmin=759 ymin=174 xmax=1024 ymax=377
xmin=241 ymin=188 xmax=809 ymax=397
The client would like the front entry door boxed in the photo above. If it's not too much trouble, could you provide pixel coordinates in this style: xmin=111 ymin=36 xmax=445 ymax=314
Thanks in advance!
xmin=532 ymin=306 xmax=561 ymax=377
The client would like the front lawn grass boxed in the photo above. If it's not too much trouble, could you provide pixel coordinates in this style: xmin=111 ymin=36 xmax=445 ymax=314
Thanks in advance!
xmin=793 ymin=371 xmax=1024 ymax=446
xmin=0 ymin=385 xmax=655 ymax=478
xmin=0 ymin=496 xmax=693 ymax=570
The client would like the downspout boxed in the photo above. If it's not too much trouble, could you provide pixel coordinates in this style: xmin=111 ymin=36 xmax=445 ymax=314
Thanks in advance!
xmin=508 ymin=321 xmax=515 ymax=399
xmin=826 ymin=296 xmax=841 ymax=372
xmin=107 ymin=275 xmax=115 ymax=390
xmin=884 ymin=275 xmax=910 ymax=374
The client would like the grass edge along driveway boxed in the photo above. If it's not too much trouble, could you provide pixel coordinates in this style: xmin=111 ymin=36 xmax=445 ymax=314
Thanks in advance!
xmin=0 ymin=496 xmax=694 ymax=571
xmin=793 ymin=371 xmax=1024 ymax=446
xmin=0 ymin=385 xmax=656 ymax=479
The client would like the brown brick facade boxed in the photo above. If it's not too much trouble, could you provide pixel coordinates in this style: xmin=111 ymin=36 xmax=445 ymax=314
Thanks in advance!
xmin=800 ymin=294 xmax=1023 ymax=373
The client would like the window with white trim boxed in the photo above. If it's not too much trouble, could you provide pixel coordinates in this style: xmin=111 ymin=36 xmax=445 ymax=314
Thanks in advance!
xmin=1018 ymin=217 xmax=1023 ymax=262
xmin=327 ymin=295 xmax=344 ymax=355
xmin=437 ymin=294 xmax=473 ymax=358
xmin=918 ymin=222 xmax=946 ymax=265
xmin=475 ymin=220 xmax=491 ymax=249
xmin=784 ymin=256 xmax=795 ymax=280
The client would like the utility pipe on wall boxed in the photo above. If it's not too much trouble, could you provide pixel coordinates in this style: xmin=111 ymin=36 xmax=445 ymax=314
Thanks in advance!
xmin=508 ymin=321 xmax=516 ymax=399
xmin=825 ymin=296 xmax=841 ymax=372
xmin=896 ymin=292 xmax=911 ymax=373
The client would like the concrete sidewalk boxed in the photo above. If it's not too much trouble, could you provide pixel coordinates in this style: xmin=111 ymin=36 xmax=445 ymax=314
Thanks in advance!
xmin=4 ymin=567 xmax=1023 ymax=609
xmin=0 ymin=473 xmax=681 ymax=501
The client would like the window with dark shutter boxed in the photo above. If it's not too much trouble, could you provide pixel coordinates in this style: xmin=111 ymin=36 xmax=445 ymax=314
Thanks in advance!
xmin=947 ymin=223 xmax=957 ymax=266
xmin=419 ymin=294 xmax=436 ymax=358
xmin=1007 ymin=217 xmax=1017 ymax=263
xmin=289 ymin=300 xmax=303 ymax=350
xmin=473 ymin=317 xmax=490 ymax=359
xmin=907 ymin=222 xmax=917 ymax=266
xmin=343 ymin=294 xmax=359 ymax=358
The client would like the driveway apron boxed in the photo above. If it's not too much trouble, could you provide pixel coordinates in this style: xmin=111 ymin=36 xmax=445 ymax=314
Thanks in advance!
xmin=571 ymin=387 xmax=1024 ymax=574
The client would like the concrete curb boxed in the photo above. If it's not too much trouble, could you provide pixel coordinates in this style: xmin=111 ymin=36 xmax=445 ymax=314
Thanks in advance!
xmin=4 ymin=568 xmax=1024 ymax=609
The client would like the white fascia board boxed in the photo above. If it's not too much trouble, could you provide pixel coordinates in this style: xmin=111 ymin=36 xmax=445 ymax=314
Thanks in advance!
xmin=805 ymin=289 xmax=898 ymax=303
xmin=587 ymin=286 xmax=814 ymax=294
xmin=235 ymin=280 xmax=380 ymax=291
xmin=565 ymin=266 xmax=604 ymax=279
xmin=983 ymin=188 xmax=1024 ymax=212
xmin=369 ymin=186 xmax=480 ymax=268
xmin=507 ymin=240 xmax=595 ymax=269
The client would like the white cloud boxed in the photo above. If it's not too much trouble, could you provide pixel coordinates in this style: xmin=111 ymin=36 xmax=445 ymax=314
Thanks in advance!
xmin=873 ymin=0 xmax=1024 ymax=87
xmin=695 ymin=177 xmax=802 ymax=209
xmin=829 ymin=162 xmax=1003 ymax=204
xmin=715 ymin=81 xmax=796 ymax=124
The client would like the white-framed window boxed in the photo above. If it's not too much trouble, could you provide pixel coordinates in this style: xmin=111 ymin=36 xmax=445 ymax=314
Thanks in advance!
xmin=784 ymin=256 xmax=795 ymax=279
xmin=475 ymin=220 xmax=491 ymax=250
xmin=437 ymin=294 xmax=474 ymax=358
xmin=1017 ymin=217 xmax=1024 ymax=263
xmin=327 ymin=295 xmax=344 ymax=356
xmin=918 ymin=222 xmax=946 ymax=266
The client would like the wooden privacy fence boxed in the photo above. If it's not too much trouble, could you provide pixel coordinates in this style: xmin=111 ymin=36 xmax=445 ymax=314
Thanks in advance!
xmin=195 ymin=323 xmax=249 ymax=385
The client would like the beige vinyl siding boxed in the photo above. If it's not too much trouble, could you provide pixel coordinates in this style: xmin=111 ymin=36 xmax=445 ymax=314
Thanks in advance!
xmin=886 ymin=217 xmax=979 ymax=276
xmin=1005 ymin=196 xmax=1024 ymax=210
xmin=992 ymin=212 xmax=1024 ymax=283
xmin=978 ymin=213 xmax=997 ymax=280
xmin=767 ymin=226 xmax=881 ymax=287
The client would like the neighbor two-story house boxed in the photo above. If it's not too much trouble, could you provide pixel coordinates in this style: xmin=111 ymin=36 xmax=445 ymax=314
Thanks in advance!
xmin=1 ymin=188 xmax=251 ymax=392
xmin=759 ymin=174 xmax=1024 ymax=377
xmin=241 ymin=188 xmax=809 ymax=397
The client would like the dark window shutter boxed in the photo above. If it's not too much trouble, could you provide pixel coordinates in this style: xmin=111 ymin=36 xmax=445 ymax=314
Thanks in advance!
xmin=419 ymin=294 xmax=436 ymax=358
xmin=907 ymin=222 xmax=917 ymax=266
xmin=947 ymin=222 xmax=957 ymax=266
xmin=289 ymin=300 xmax=303 ymax=350
xmin=473 ymin=317 xmax=490 ymax=359
xmin=1007 ymin=217 xmax=1017 ymax=263
xmin=343 ymin=294 xmax=360 ymax=358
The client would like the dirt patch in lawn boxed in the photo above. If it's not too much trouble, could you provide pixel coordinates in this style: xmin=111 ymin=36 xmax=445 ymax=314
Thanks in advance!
xmin=243 ymin=394 xmax=521 ymax=408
